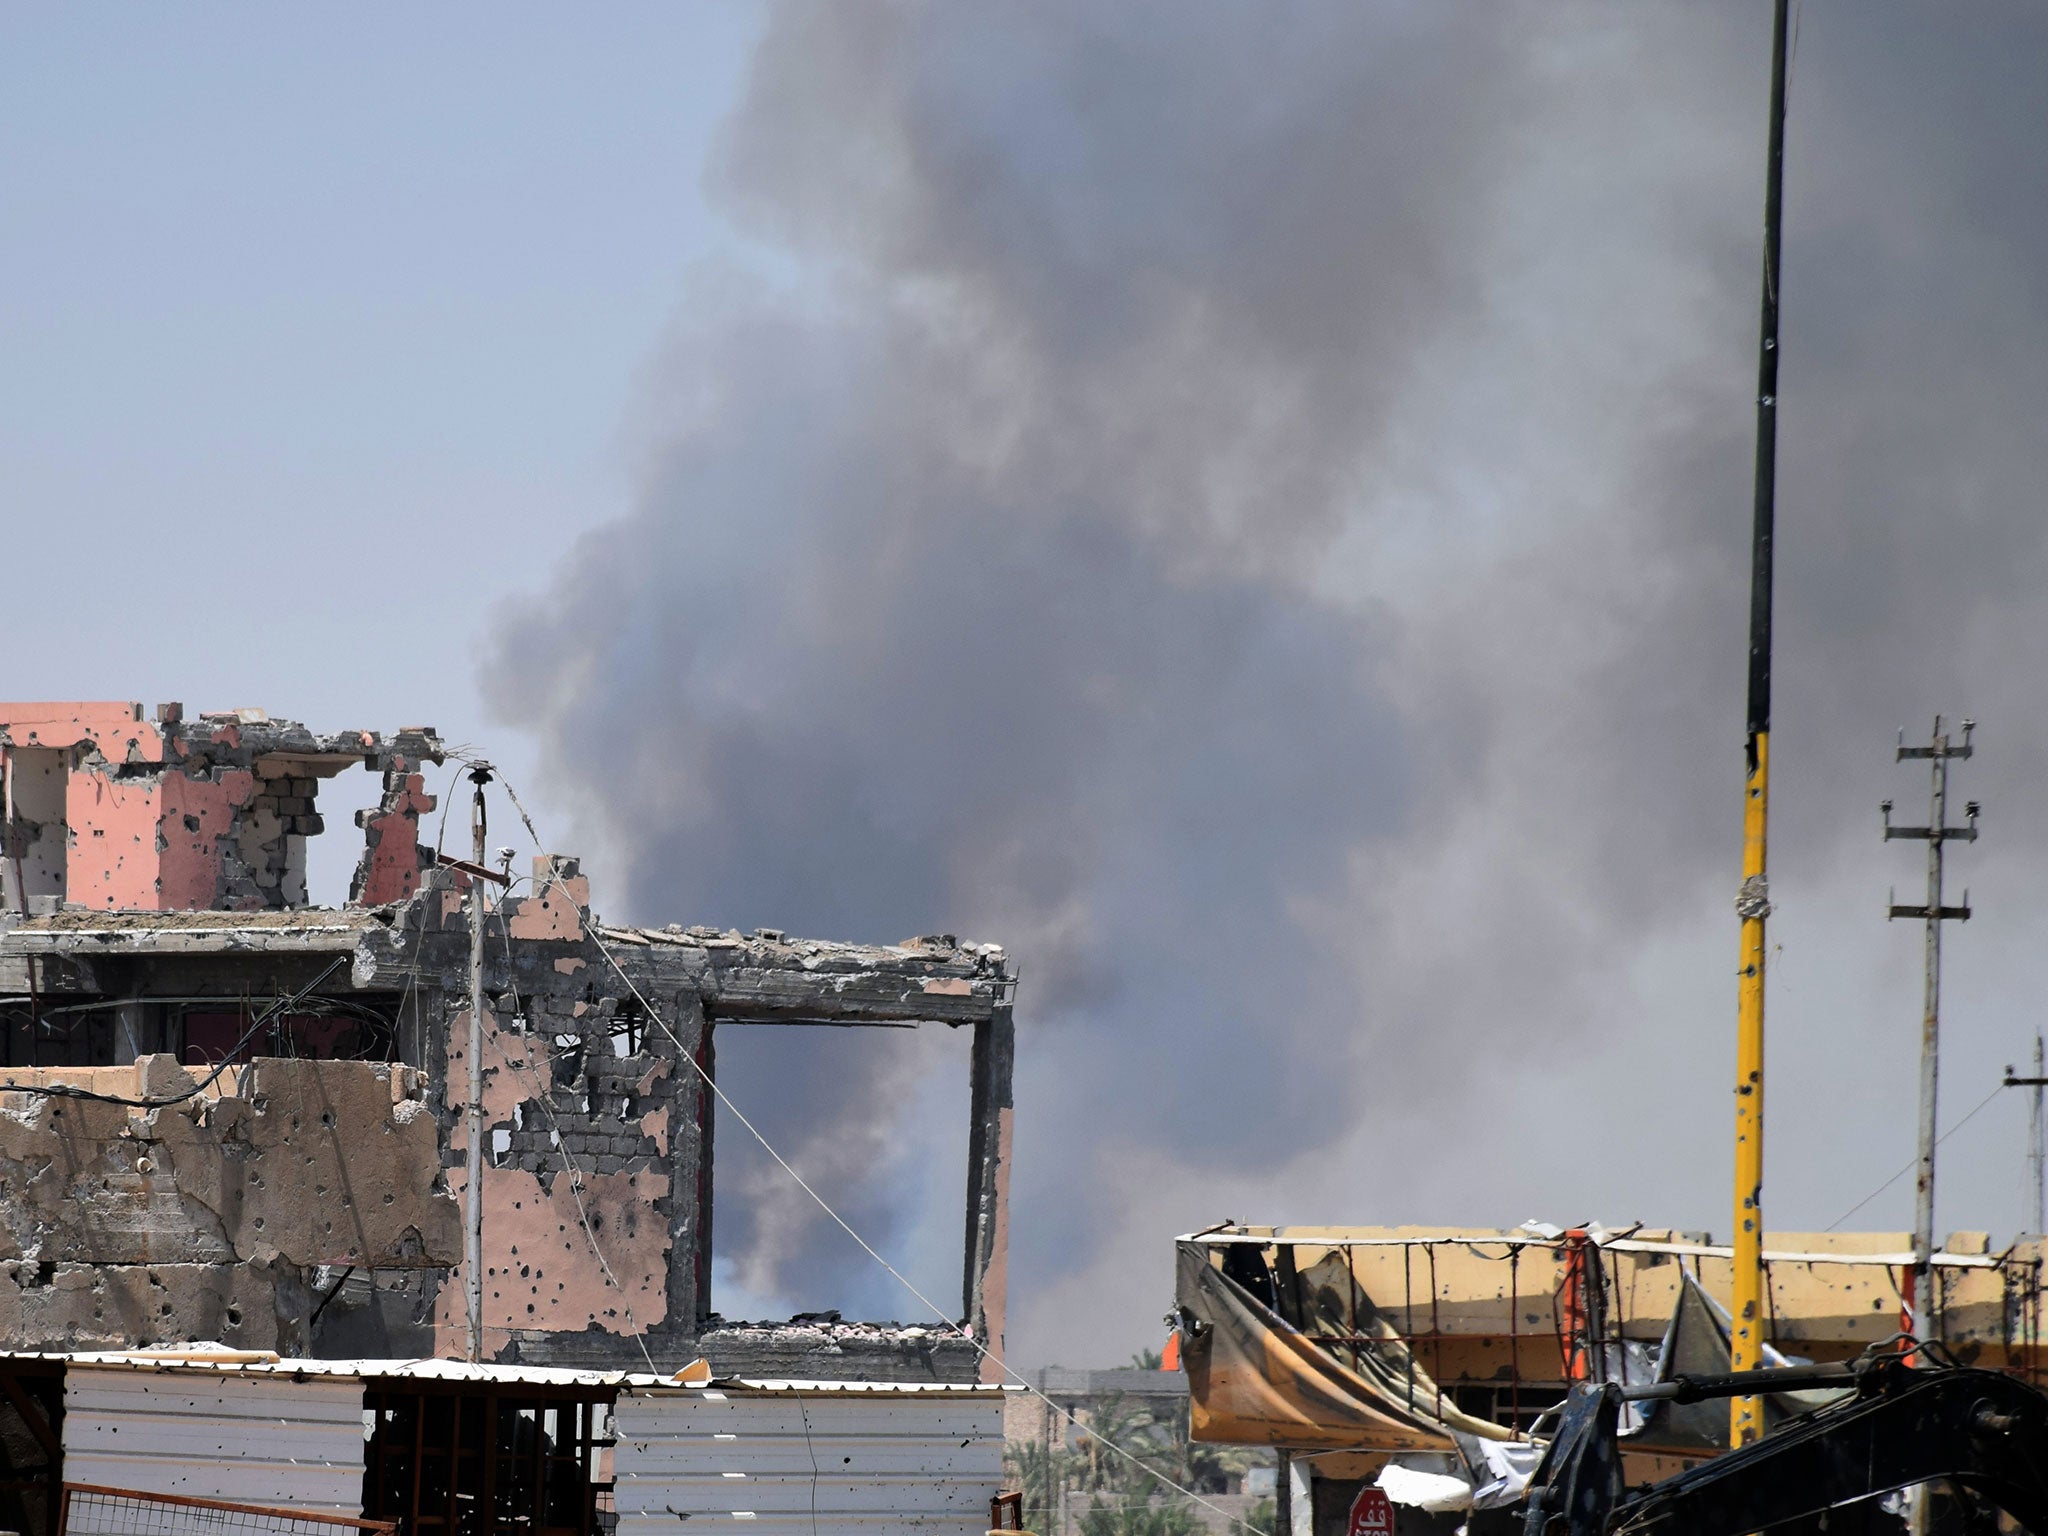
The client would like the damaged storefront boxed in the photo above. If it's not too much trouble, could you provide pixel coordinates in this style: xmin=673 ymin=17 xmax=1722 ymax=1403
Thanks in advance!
xmin=1173 ymin=1224 xmax=2046 ymax=1534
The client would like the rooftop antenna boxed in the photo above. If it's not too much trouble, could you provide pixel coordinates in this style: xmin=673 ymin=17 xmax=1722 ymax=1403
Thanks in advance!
xmin=1729 ymin=0 xmax=1790 ymax=1452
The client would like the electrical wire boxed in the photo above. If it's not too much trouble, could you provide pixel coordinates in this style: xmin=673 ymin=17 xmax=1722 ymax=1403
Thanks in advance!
xmin=1824 ymin=1081 xmax=2008 ymax=1233
xmin=483 ymin=769 xmax=1257 ymax=1534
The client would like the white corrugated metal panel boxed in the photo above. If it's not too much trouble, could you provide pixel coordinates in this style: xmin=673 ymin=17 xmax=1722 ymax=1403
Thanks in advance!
xmin=614 ymin=1387 xmax=1005 ymax=1533
xmin=63 ymin=1365 xmax=367 ymax=1513
xmin=6 ymin=1348 xmax=1024 ymax=1395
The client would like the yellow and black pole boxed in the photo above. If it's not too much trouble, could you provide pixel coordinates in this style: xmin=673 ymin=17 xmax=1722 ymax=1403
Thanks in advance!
xmin=1732 ymin=0 xmax=1790 ymax=1450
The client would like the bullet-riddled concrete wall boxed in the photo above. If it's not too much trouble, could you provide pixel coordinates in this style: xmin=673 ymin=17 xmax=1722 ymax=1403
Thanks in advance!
xmin=0 ymin=1057 xmax=459 ymax=1353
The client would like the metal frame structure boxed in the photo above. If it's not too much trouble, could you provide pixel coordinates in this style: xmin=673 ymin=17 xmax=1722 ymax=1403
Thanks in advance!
xmin=59 ymin=1485 xmax=396 ymax=1536
xmin=361 ymin=1380 xmax=616 ymax=1536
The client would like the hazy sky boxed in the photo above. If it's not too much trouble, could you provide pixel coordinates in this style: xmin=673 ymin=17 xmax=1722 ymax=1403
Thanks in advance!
xmin=9 ymin=3 xmax=2048 ymax=1368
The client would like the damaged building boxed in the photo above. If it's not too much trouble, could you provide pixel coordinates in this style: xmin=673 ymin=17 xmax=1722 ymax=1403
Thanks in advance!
xmin=1173 ymin=1222 xmax=2048 ymax=1534
xmin=0 ymin=700 xmax=1016 ymax=1384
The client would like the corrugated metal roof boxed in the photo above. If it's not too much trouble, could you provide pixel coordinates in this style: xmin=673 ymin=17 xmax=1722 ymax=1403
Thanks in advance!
xmin=613 ymin=1387 xmax=1005 ymax=1533
xmin=4 ymin=1349 xmax=1010 ymax=1395
xmin=63 ymin=1365 xmax=367 ymax=1513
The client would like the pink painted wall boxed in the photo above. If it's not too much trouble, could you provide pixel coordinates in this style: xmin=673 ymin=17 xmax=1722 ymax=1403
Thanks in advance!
xmin=63 ymin=767 xmax=163 ymax=909
xmin=356 ymin=770 xmax=436 ymax=905
xmin=159 ymin=768 xmax=257 ymax=910
xmin=0 ymin=701 xmax=164 ymax=762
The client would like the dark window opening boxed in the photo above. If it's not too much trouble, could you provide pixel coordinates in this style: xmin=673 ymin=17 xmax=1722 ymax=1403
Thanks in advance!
xmin=2 ymin=993 xmax=401 ymax=1071
xmin=363 ymin=1385 xmax=615 ymax=1536
xmin=181 ymin=1000 xmax=397 ymax=1066
xmin=0 ymin=1360 xmax=63 ymax=1536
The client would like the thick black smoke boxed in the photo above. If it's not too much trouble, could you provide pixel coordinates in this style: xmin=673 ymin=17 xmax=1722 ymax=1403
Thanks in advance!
xmin=489 ymin=3 xmax=2048 ymax=1358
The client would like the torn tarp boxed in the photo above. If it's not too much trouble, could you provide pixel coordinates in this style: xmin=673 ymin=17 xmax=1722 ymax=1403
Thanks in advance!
xmin=1631 ymin=1268 xmax=1851 ymax=1450
xmin=1176 ymin=1241 xmax=1525 ymax=1451
xmin=1376 ymin=1433 xmax=1551 ymax=1514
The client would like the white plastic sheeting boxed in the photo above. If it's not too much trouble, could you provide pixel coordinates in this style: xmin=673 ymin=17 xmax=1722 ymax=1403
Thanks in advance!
xmin=62 ymin=1365 xmax=367 ymax=1513
xmin=613 ymin=1386 xmax=1006 ymax=1533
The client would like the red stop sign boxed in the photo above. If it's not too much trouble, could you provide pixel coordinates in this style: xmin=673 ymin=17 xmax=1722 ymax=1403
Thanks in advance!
xmin=1347 ymin=1486 xmax=1395 ymax=1536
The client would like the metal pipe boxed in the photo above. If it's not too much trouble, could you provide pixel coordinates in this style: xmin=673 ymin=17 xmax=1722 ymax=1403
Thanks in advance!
xmin=1620 ymin=1361 xmax=1861 ymax=1404
xmin=1732 ymin=0 xmax=1790 ymax=1452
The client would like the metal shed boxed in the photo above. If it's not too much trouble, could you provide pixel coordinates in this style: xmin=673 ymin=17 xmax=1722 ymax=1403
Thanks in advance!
xmin=612 ymin=1381 xmax=1007 ymax=1533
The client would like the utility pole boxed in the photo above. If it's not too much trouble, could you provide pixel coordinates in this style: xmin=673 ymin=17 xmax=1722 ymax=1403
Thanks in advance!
xmin=2004 ymin=1037 xmax=2047 ymax=1236
xmin=464 ymin=761 xmax=494 ymax=1363
xmin=1730 ymin=0 xmax=1790 ymax=1452
xmin=1883 ymin=718 xmax=1979 ymax=1352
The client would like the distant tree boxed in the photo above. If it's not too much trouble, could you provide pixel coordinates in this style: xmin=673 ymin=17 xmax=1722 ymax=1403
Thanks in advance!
xmin=1242 ymin=1498 xmax=1278 ymax=1536
xmin=1077 ymin=1492 xmax=1203 ymax=1536
xmin=1004 ymin=1438 xmax=1066 ymax=1531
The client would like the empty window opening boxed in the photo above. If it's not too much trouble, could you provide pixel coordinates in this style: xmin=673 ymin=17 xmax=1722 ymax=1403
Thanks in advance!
xmin=363 ymin=1385 xmax=615 ymax=1536
xmin=0 ymin=747 xmax=66 ymax=913
xmin=304 ymin=759 xmax=403 ymax=908
xmin=709 ymin=1020 xmax=969 ymax=1325
xmin=605 ymin=1000 xmax=646 ymax=1058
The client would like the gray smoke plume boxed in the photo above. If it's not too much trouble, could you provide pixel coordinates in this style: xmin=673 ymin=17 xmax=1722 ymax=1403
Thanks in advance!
xmin=488 ymin=2 xmax=2048 ymax=1360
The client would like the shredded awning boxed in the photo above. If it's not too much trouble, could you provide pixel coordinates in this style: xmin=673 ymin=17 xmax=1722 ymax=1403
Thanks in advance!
xmin=1176 ymin=1241 xmax=1508 ymax=1451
